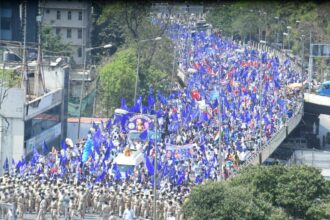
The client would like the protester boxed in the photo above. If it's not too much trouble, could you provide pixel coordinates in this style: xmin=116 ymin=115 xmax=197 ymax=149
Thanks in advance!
xmin=0 ymin=15 xmax=302 ymax=220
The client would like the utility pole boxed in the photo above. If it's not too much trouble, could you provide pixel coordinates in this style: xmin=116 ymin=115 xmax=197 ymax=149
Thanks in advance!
xmin=21 ymin=0 xmax=28 ymax=99
xmin=308 ymin=31 xmax=313 ymax=93
xmin=35 ymin=11 xmax=45 ymax=97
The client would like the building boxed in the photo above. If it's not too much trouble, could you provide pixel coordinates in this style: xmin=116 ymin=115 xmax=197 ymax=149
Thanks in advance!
xmin=0 ymin=1 xmax=38 ymax=42
xmin=0 ymin=52 xmax=69 ymax=174
xmin=40 ymin=0 xmax=93 ymax=66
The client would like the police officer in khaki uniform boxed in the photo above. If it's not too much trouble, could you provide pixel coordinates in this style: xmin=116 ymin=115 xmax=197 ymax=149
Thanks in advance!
xmin=16 ymin=193 xmax=25 ymax=220
xmin=50 ymin=197 xmax=58 ymax=220
xmin=117 ymin=190 xmax=124 ymax=217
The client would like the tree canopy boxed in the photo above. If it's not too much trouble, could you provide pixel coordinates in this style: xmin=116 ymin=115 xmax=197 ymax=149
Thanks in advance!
xmin=93 ymin=2 xmax=175 ymax=116
xmin=183 ymin=165 xmax=330 ymax=220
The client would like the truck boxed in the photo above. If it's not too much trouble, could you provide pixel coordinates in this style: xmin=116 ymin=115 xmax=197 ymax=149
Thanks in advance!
xmin=317 ymin=81 xmax=330 ymax=96
xmin=113 ymin=149 xmax=144 ymax=177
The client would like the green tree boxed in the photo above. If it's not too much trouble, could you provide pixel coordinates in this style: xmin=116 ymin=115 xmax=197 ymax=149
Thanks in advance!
xmin=306 ymin=202 xmax=330 ymax=220
xmin=99 ymin=47 xmax=168 ymax=114
xmin=183 ymin=181 xmax=286 ymax=220
xmin=99 ymin=48 xmax=136 ymax=116
xmin=183 ymin=165 xmax=330 ymax=219
xmin=94 ymin=2 xmax=175 ymax=115
xmin=275 ymin=165 xmax=328 ymax=218
xmin=41 ymin=26 xmax=71 ymax=54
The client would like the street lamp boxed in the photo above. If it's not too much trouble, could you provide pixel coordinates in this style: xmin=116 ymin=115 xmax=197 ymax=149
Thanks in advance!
xmin=300 ymin=34 xmax=305 ymax=99
xmin=283 ymin=32 xmax=288 ymax=51
xmin=274 ymin=17 xmax=279 ymax=45
xmin=77 ymin=43 xmax=112 ymax=140
xmin=134 ymin=37 xmax=162 ymax=102
xmin=114 ymin=108 xmax=159 ymax=220
xmin=287 ymin=26 xmax=292 ymax=52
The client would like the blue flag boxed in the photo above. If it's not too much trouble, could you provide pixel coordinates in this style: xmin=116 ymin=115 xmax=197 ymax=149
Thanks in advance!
xmin=3 ymin=157 xmax=9 ymax=172
xmin=148 ymin=86 xmax=155 ymax=111
xmin=113 ymin=163 xmax=122 ymax=180
xmin=139 ymin=130 xmax=148 ymax=141
xmin=82 ymin=138 xmax=93 ymax=163
xmin=121 ymin=98 xmax=129 ymax=111
xmin=93 ymin=128 xmax=103 ymax=155
xmin=95 ymin=171 xmax=106 ymax=182
xmin=145 ymin=155 xmax=154 ymax=176
xmin=61 ymin=140 xmax=67 ymax=150
xmin=42 ymin=141 xmax=48 ymax=155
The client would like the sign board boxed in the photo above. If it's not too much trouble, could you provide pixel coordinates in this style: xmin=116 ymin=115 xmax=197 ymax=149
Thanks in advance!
xmin=126 ymin=114 xmax=155 ymax=132
xmin=165 ymin=143 xmax=195 ymax=161
xmin=128 ymin=131 xmax=161 ymax=141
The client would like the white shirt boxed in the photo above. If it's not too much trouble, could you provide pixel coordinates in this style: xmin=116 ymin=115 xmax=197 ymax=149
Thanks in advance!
xmin=122 ymin=208 xmax=135 ymax=220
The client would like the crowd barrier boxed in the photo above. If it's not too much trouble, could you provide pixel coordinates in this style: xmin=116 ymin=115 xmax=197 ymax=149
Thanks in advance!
xmin=0 ymin=202 xmax=16 ymax=220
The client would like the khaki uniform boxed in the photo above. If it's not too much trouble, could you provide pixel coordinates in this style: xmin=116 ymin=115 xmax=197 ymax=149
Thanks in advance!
xmin=140 ymin=197 xmax=148 ymax=219
xmin=101 ymin=203 xmax=111 ymax=220
xmin=36 ymin=199 xmax=47 ymax=220
xmin=28 ymin=190 xmax=35 ymax=213
xmin=116 ymin=193 xmax=124 ymax=217
xmin=50 ymin=200 xmax=58 ymax=220
xmin=157 ymin=199 xmax=164 ymax=220
xmin=17 ymin=196 xmax=25 ymax=220
xmin=78 ymin=190 xmax=88 ymax=219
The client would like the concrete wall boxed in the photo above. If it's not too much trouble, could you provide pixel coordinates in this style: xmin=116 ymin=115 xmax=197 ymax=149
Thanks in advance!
xmin=291 ymin=150 xmax=330 ymax=169
xmin=42 ymin=64 xmax=66 ymax=91
xmin=0 ymin=88 xmax=25 ymax=173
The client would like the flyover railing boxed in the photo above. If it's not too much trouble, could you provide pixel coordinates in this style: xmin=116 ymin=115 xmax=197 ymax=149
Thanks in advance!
xmin=239 ymin=40 xmax=304 ymax=166
xmin=0 ymin=202 xmax=16 ymax=220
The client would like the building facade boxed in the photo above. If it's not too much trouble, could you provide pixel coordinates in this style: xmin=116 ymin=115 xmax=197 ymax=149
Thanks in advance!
xmin=0 ymin=1 xmax=38 ymax=42
xmin=0 ymin=57 xmax=69 ymax=174
xmin=40 ymin=0 xmax=92 ymax=65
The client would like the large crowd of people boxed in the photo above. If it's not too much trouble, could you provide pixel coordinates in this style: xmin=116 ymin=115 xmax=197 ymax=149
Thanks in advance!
xmin=0 ymin=16 xmax=303 ymax=220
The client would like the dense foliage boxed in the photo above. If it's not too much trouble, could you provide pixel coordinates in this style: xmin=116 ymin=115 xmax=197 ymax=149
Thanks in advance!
xmin=206 ymin=1 xmax=330 ymax=81
xmin=93 ymin=2 xmax=175 ymax=116
xmin=183 ymin=165 xmax=330 ymax=220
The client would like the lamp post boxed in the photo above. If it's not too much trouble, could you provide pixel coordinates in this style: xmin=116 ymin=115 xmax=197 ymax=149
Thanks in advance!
xmin=134 ymin=37 xmax=162 ymax=102
xmin=274 ymin=17 xmax=279 ymax=45
xmin=77 ymin=43 xmax=112 ymax=140
xmin=283 ymin=32 xmax=288 ymax=52
xmin=287 ymin=26 xmax=292 ymax=52
xmin=114 ymin=108 xmax=158 ymax=220
xmin=301 ymin=34 xmax=305 ymax=102
xmin=217 ymin=74 xmax=223 ymax=180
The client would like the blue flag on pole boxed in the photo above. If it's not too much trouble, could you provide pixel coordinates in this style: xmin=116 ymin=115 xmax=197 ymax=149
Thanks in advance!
xmin=42 ymin=141 xmax=48 ymax=155
xmin=82 ymin=138 xmax=93 ymax=163
xmin=121 ymin=98 xmax=129 ymax=111
xmin=113 ymin=163 xmax=122 ymax=180
xmin=139 ymin=130 xmax=148 ymax=141
xmin=145 ymin=155 xmax=154 ymax=176
xmin=3 ymin=157 xmax=8 ymax=172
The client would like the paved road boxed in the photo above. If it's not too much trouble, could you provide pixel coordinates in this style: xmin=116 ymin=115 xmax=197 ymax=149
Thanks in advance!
xmin=24 ymin=213 xmax=102 ymax=220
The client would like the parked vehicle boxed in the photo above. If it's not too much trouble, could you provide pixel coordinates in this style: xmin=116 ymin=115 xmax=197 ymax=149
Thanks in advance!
xmin=316 ymin=81 xmax=330 ymax=96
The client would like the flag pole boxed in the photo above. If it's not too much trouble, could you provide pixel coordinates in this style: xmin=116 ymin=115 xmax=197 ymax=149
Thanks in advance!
xmin=217 ymin=72 xmax=223 ymax=180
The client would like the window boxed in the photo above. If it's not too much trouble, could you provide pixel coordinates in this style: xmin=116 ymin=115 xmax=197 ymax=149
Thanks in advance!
xmin=78 ymin=29 xmax=82 ymax=39
xmin=67 ymin=28 xmax=71 ymax=38
xmin=55 ymin=28 xmax=61 ymax=36
xmin=67 ymin=11 xmax=71 ymax=20
xmin=78 ymin=11 xmax=82 ymax=20
xmin=56 ymin=11 xmax=61 ymax=20
xmin=78 ymin=47 xmax=82 ymax=57
xmin=1 ymin=17 xmax=11 ymax=30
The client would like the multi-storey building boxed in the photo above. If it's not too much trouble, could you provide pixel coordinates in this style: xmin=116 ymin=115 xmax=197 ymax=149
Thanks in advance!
xmin=40 ymin=0 xmax=92 ymax=65
xmin=0 ymin=1 xmax=38 ymax=42
xmin=0 ymin=54 xmax=69 ymax=174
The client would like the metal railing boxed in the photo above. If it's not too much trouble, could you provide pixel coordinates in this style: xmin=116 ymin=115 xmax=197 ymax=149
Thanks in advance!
xmin=0 ymin=202 xmax=16 ymax=220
